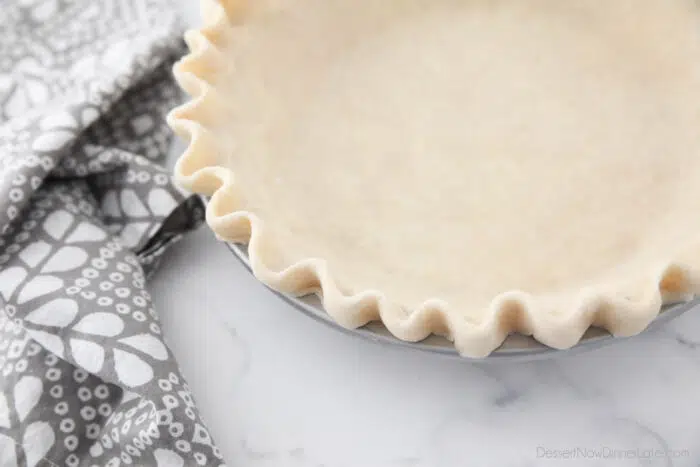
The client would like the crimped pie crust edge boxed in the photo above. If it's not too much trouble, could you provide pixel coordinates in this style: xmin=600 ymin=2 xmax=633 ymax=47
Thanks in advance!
xmin=167 ymin=0 xmax=700 ymax=357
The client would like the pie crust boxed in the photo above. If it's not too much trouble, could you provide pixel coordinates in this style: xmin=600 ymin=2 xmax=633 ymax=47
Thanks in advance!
xmin=169 ymin=0 xmax=700 ymax=357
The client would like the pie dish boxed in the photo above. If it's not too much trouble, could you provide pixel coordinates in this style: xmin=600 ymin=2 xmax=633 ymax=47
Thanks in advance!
xmin=169 ymin=0 xmax=700 ymax=357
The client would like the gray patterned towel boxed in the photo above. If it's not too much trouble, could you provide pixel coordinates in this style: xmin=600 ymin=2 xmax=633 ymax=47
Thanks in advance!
xmin=0 ymin=1 xmax=226 ymax=466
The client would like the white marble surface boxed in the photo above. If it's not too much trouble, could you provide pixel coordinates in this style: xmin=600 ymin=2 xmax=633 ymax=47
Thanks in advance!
xmin=153 ymin=4 xmax=700 ymax=466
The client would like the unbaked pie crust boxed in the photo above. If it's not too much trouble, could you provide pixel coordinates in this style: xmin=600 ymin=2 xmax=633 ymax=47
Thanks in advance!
xmin=169 ymin=0 xmax=700 ymax=357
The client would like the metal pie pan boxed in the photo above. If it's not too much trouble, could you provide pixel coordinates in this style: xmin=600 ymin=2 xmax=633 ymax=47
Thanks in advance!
xmin=227 ymin=243 xmax=696 ymax=361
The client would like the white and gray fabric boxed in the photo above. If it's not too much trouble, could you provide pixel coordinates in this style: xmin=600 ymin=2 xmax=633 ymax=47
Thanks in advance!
xmin=0 ymin=1 xmax=225 ymax=466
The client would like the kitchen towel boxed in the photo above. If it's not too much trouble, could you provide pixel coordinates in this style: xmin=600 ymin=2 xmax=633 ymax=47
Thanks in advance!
xmin=0 ymin=1 xmax=225 ymax=465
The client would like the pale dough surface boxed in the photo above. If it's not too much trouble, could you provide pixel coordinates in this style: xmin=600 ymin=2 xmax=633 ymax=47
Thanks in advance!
xmin=216 ymin=0 xmax=700 ymax=320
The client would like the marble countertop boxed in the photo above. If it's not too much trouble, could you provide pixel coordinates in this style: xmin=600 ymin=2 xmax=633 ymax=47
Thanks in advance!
xmin=155 ymin=4 xmax=700 ymax=466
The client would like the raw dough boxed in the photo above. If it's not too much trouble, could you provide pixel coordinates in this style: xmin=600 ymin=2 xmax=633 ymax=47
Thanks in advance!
xmin=172 ymin=0 xmax=700 ymax=355
xmin=217 ymin=0 xmax=700 ymax=317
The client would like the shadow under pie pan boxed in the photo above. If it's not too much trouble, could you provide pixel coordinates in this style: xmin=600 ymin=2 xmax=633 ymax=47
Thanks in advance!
xmin=227 ymin=243 xmax=698 ymax=362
